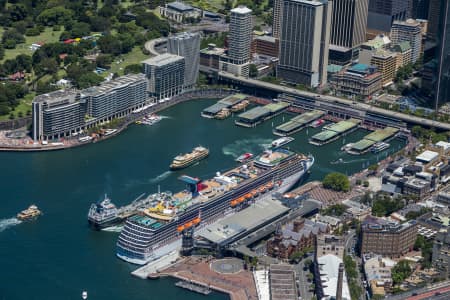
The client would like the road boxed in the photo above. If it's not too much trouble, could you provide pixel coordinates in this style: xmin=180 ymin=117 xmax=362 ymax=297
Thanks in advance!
xmin=292 ymin=255 xmax=314 ymax=300
xmin=217 ymin=72 xmax=450 ymax=131
xmin=387 ymin=281 xmax=450 ymax=300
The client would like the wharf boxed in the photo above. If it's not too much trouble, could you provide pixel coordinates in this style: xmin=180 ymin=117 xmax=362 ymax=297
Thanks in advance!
xmin=273 ymin=109 xmax=324 ymax=136
xmin=175 ymin=280 xmax=211 ymax=295
xmin=347 ymin=126 xmax=399 ymax=155
xmin=309 ymin=118 xmax=361 ymax=146
xmin=131 ymin=242 xmax=181 ymax=279
xmin=235 ymin=101 xmax=290 ymax=128
xmin=201 ymin=93 xmax=248 ymax=118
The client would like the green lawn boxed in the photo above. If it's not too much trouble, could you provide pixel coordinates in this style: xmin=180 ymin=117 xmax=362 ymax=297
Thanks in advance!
xmin=0 ymin=92 xmax=36 ymax=121
xmin=106 ymin=46 xmax=149 ymax=76
xmin=1 ymin=27 xmax=63 ymax=62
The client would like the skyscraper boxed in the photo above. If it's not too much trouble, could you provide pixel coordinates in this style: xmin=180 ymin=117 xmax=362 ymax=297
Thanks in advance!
xmin=391 ymin=19 xmax=422 ymax=63
xmin=228 ymin=6 xmax=253 ymax=64
xmin=277 ymin=0 xmax=332 ymax=87
xmin=273 ymin=0 xmax=283 ymax=38
xmin=411 ymin=0 xmax=430 ymax=19
xmin=436 ymin=0 xmax=450 ymax=106
xmin=367 ymin=0 xmax=412 ymax=32
xmin=167 ymin=32 xmax=200 ymax=90
xmin=329 ymin=0 xmax=369 ymax=65
xmin=142 ymin=53 xmax=185 ymax=100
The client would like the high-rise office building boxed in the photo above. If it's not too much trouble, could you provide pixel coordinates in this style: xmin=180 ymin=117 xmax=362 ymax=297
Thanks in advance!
xmin=436 ymin=0 xmax=450 ymax=106
xmin=412 ymin=0 xmax=430 ymax=19
xmin=142 ymin=53 xmax=185 ymax=100
xmin=391 ymin=19 xmax=423 ymax=63
xmin=367 ymin=0 xmax=412 ymax=32
xmin=427 ymin=0 xmax=441 ymax=40
xmin=228 ymin=6 xmax=253 ymax=64
xmin=273 ymin=0 xmax=283 ymax=38
xmin=329 ymin=0 xmax=369 ymax=65
xmin=277 ymin=0 xmax=332 ymax=87
xmin=167 ymin=32 xmax=200 ymax=89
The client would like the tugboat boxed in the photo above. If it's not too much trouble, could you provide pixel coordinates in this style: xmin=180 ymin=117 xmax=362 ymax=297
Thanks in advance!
xmin=236 ymin=152 xmax=253 ymax=163
xmin=88 ymin=195 xmax=120 ymax=229
xmin=17 ymin=205 xmax=41 ymax=221
xmin=170 ymin=146 xmax=209 ymax=170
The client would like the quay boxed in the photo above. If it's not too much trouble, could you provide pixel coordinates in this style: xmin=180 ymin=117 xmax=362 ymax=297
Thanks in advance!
xmin=0 ymin=88 xmax=236 ymax=152
xmin=346 ymin=126 xmax=400 ymax=155
xmin=175 ymin=280 xmax=211 ymax=295
xmin=235 ymin=101 xmax=290 ymax=128
xmin=201 ymin=93 xmax=248 ymax=119
xmin=309 ymin=118 xmax=361 ymax=146
xmin=153 ymin=257 xmax=258 ymax=300
xmin=273 ymin=109 xmax=325 ymax=136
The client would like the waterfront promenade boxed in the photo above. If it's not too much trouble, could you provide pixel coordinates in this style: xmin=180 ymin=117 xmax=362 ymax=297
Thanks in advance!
xmin=157 ymin=257 xmax=258 ymax=300
xmin=0 ymin=88 xmax=236 ymax=152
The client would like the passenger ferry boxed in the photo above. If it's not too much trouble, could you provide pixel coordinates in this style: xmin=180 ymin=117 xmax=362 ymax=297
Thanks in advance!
xmin=170 ymin=146 xmax=209 ymax=170
xmin=271 ymin=137 xmax=294 ymax=148
xmin=17 ymin=205 xmax=41 ymax=221
xmin=371 ymin=142 xmax=390 ymax=153
xmin=116 ymin=148 xmax=314 ymax=264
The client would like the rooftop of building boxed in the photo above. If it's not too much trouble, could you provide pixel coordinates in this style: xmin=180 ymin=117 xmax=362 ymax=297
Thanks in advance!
xmin=33 ymin=89 xmax=79 ymax=104
xmin=276 ymin=219 xmax=328 ymax=247
xmin=372 ymin=49 xmax=397 ymax=59
xmin=362 ymin=35 xmax=391 ymax=50
xmin=168 ymin=31 xmax=200 ymax=40
xmin=269 ymin=264 xmax=297 ymax=300
xmin=416 ymin=150 xmax=439 ymax=163
xmin=362 ymin=216 xmax=417 ymax=232
xmin=327 ymin=64 xmax=344 ymax=73
xmin=166 ymin=1 xmax=194 ymax=12
xmin=405 ymin=177 xmax=430 ymax=188
xmin=197 ymin=197 xmax=289 ymax=245
xmin=142 ymin=53 xmax=184 ymax=67
xmin=200 ymin=45 xmax=226 ymax=55
xmin=436 ymin=141 xmax=450 ymax=151
xmin=231 ymin=5 xmax=252 ymax=14
xmin=254 ymin=35 xmax=277 ymax=43
xmin=392 ymin=18 xmax=421 ymax=27
xmin=81 ymin=73 xmax=145 ymax=97
xmin=317 ymin=254 xmax=351 ymax=300
xmin=392 ymin=41 xmax=412 ymax=53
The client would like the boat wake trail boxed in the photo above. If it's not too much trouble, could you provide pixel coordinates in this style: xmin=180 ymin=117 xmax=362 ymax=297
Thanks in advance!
xmin=222 ymin=138 xmax=273 ymax=158
xmin=0 ymin=217 xmax=21 ymax=233
xmin=149 ymin=171 xmax=172 ymax=184
xmin=102 ymin=225 xmax=123 ymax=232
xmin=159 ymin=115 xmax=171 ymax=119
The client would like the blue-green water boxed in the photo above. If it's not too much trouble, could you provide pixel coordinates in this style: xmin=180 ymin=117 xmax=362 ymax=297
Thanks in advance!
xmin=0 ymin=99 xmax=406 ymax=300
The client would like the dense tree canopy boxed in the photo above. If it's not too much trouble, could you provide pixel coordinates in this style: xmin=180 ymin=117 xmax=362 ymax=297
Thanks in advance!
xmin=322 ymin=172 xmax=350 ymax=192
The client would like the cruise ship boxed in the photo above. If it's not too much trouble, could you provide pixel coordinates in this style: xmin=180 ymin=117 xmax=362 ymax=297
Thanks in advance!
xmin=116 ymin=148 xmax=314 ymax=264
xmin=170 ymin=146 xmax=209 ymax=170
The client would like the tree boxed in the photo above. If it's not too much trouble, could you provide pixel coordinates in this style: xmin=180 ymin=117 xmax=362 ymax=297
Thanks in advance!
xmin=322 ymin=204 xmax=347 ymax=216
xmin=391 ymin=260 xmax=412 ymax=285
xmin=249 ymin=64 xmax=258 ymax=78
xmin=322 ymin=172 xmax=350 ymax=192
xmin=124 ymin=64 xmax=142 ymax=74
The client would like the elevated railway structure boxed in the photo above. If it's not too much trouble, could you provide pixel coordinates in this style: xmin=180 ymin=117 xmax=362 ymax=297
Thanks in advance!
xmin=217 ymin=72 xmax=450 ymax=131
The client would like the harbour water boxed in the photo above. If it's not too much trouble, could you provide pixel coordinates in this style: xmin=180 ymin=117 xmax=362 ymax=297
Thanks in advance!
xmin=0 ymin=99 xmax=406 ymax=300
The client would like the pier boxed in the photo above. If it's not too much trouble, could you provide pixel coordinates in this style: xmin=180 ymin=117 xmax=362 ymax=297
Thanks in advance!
xmin=175 ymin=280 xmax=211 ymax=295
xmin=309 ymin=118 xmax=361 ymax=146
xmin=347 ymin=126 xmax=399 ymax=155
xmin=201 ymin=93 xmax=248 ymax=119
xmin=235 ymin=101 xmax=290 ymax=127
xmin=273 ymin=109 xmax=325 ymax=136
